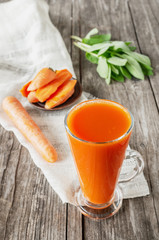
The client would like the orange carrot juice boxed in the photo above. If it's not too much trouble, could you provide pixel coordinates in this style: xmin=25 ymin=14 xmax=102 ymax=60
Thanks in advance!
xmin=65 ymin=99 xmax=133 ymax=204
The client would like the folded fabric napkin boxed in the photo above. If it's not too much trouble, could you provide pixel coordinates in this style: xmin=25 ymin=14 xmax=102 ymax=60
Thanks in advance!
xmin=0 ymin=0 xmax=149 ymax=205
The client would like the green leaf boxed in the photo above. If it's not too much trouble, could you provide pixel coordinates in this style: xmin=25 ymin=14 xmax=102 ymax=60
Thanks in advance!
xmin=83 ymin=34 xmax=111 ymax=45
xmin=112 ymin=73 xmax=124 ymax=82
xmin=97 ymin=57 xmax=108 ymax=79
xmin=112 ymin=41 xmax=130 ymax=52
xmin=126 ymin=52 xmax=151 ymax=66
xmin=73 ymin=42 xmax=91 ymax=52
xmin=106 ymin=64 xmax=111 ymax=84
xmin=86 ymin=42 xmax=111 ymax=52
xmin=85 ymin=52 xmax=98 ymax=64
xmin=97 ymin=44 xmax=113 ymax=55
xmin=120 ymin=66 xmax=132 ymax=79
xmin=141 ymin=65 xmax=154 ymax=76
xmin=129 ymin=46 xmax=136 ymax=51
xmin=140 ymin=63 xmax=153 ymax=71
xmin=85 ymin=28 xmax=98 ymax=39
xmin=123 ymin=54 xmax=144 ymax=80
xmin=144 ymin=69 xmax=153 ymax=76
xmin=102 ymin=51 xmax=112 ymax=59
xmin=108 ymin=56 xmax=127 ymax=66
xmin=147 ymin=70 xmax=153 ymax=76
xmin=126 ymin=63 xmax=144 ymax=80
xmin=110 ymin=65 xmax=119 ymax=75
xmin=125 ymin=42 xmax=132 ymax=46
xmin=124 ymin=42 xmax=136 ymax=51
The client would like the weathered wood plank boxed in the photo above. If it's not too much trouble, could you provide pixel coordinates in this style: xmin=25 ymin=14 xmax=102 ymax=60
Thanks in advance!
xmin=128 ymin=0 xmax=159 ymax=106
xmin=46 ymin=1 xmax=83 ymax=239
xmin=0 ymin=130 xmax=21 ymax=240
xmin=66 ymin=0 xmax=83 ymax=239
xmin=49 ymin=0 xmax=83 ymax=239
xmin=0 ymin=129 xmax=67 ymax=240
xmin=128 ymin=0 xmax=159 ymax=184
xmin=128 ymin=0 xmax=159 ymax=232
xmin=78 ymin=0 xmax=159 ymax=239
xmin=0 ymin=0 xmax=72 ymax=240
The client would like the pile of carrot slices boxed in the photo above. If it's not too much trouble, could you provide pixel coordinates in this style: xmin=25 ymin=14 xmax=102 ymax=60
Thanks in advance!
xmin=20 ymin=68 xmax=77 ymax=109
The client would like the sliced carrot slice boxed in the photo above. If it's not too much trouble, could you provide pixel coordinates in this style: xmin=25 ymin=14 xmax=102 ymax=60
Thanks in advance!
xmin=27 ymin=91 xmax=39 ymax=103
xmin=36 ymin=69 xmax=72 ymax=102
xmin=55 ymin=69 xmax=72 ymax=80
xmin=27 ymin=68 xmax=56 ymax=91
xmin=20 ymin=81 xmax=32 ymax=97
xmin=45 ymin=79 xmax=77 ymax=109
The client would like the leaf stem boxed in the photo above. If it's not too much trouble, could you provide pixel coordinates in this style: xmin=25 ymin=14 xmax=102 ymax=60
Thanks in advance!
xmin=71 ymin=36 xmax=82 ymax=42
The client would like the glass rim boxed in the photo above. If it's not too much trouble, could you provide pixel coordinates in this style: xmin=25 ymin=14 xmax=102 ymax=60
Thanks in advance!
xmin=64 ymin=99 xmax=134 ymax=145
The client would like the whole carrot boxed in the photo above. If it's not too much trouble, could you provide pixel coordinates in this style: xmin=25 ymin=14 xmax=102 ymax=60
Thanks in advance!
xmin=2 ymin=96 xmax=57 ymax=163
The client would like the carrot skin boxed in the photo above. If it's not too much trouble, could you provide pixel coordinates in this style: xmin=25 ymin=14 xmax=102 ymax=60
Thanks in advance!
xmin=36 ymin=69 xmax=72 ymax=102
xmin=55 ymin=69 xmax=72 ymax=79
xmin=27 ymin=68 xmax=56 ymax=91
xmin=27 ymin=91 xmax=39 ymax=103
xmin=45 ymin=80 xmax=77 ymax=109
xmin=20 ymin=81 xmax=32 ymax=97
xmin=2 ymin=96 xmax=57 ymax=163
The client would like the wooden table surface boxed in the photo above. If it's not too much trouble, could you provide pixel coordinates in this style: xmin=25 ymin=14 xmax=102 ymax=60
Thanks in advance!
xmin=0 ymin=0 xmax=159 ymax=239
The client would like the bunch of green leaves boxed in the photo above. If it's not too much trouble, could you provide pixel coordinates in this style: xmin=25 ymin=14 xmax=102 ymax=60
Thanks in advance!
xmin=71 ymin=28 xmax=153 ymax=84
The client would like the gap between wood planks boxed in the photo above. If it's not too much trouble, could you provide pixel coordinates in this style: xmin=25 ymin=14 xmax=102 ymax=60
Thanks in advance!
xmin=65 ymin=0 xmax=83 ymax=239
xmin=127 ymin=0 xmax=159 ymax=228
xmin=3 ymin=139 xmax=22 ymax=240
xmin=128 ymin=0 xmax=159 ymax=114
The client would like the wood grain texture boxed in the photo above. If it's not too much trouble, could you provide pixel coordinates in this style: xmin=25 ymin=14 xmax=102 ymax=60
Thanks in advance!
xmin=0 ymin=0 xmax=159 ymax=239
xmin=67 ymin=0 xmax=83 ymax=239
xmin=78 ymin=0 xmax=159 ymax=239
xmin=0 ymin=131 xmax=67 ymax=240
xmin=0 ymin=1 xmax=67 ymax=240
xmin=49 ymin=1 xmax=83 ymax=239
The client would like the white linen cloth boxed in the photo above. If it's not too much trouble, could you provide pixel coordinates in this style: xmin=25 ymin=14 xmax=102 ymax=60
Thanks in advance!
xmin=0 ymin=0 xmax=149 ymax=205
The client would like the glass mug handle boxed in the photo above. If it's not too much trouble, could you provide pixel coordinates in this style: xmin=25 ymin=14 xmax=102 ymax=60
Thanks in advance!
xmin=118 ymin=149 xmax=144 ymax=183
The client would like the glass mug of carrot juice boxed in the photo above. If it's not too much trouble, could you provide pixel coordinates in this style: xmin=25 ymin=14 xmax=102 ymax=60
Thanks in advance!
xmin=64 ymin=99 xmax=144 ymax=219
